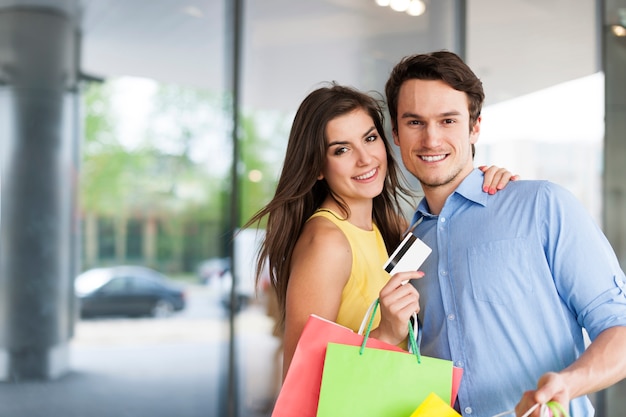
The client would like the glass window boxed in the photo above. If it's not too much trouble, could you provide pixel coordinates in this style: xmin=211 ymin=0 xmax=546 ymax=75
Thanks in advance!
xmin=97 ymin=217 xmax=115 ymax=259
xmin=236 ymin=1 xmax=461 ymax=414
xmin=128 ymin=276 xmax=159 ymax=292
xmin=4 ymin=2 xmax=607 ymax=417
xmin=126 ymin=218 xmax=143 ymax=260
xmin=468 ymin=0 xmax=602 ymax=222
xmin=100 ymin=277 xmax=127 ymax=293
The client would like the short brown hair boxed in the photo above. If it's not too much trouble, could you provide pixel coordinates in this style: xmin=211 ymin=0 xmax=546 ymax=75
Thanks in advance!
xmin=385 ymin=50 xmax=485 ymax=132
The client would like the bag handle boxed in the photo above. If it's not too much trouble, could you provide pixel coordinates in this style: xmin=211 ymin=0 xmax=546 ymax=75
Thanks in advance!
xmin=357 ymin=298 xmax=419 ymax=340
xmin=492 ymin=401 xmax=570 ymax=417
xmin=357 ymin=298 xmax=380 ymax=335
xmin=357 ymin=298 xmax=421 ymax=363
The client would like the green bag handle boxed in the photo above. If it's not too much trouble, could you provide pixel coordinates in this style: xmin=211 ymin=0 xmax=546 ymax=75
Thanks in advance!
xmin=545 ymin=401 xmax=570 ymax=417
xmin=359 ymin=298 xmax=421 ymax=363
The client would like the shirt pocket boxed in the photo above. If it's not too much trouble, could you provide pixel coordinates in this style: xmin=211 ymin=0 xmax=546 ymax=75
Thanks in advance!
xmin=467 ymin=238 xmax=534 ymax=305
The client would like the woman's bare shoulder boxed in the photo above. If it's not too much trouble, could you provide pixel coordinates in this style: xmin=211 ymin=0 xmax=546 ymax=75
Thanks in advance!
xmin=296 ymin=215 xmax=350 ymax=253
xmin=290 ymin=216 xmax=352 ymax=278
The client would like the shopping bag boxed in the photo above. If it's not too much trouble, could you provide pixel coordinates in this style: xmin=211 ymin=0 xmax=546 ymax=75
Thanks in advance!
xmin=316 ymin=342 xmax=453 ymax=417
xmin=315 ymin=299 xmax=455 ymax=417
xmin=272 ymin=298 xmax=462 ymax=417
xmin=270 ymin=314 xmax=407 ymax=417
xmin=409 ymin=392 xmax=460 ymax=417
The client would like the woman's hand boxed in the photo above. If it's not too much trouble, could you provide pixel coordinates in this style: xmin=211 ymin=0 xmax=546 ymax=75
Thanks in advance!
xmin=371 ymin=271 xmax=423 ymax=346
xmin=479 ymin=165 xmax=520 ymax=195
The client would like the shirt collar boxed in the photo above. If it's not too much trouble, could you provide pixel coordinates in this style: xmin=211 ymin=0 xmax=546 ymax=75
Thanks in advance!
xmin=411 ymin=168 xmax=488 ymax=225
xmin=455 ymin=168 xmax=490 ymax=208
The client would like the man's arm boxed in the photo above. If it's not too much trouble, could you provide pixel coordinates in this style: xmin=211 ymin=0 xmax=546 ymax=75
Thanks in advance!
xmin=516 ymin=326 xmax=626 ymax=416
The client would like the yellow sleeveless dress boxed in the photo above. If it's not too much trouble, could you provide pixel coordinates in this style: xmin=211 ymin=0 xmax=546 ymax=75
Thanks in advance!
xmin=308 ymin=209 xmax=390 ymax=333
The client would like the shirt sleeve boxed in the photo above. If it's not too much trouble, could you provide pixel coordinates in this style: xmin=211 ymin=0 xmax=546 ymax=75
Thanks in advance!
xmin=539 ymin=182 xmax=626 ymax=341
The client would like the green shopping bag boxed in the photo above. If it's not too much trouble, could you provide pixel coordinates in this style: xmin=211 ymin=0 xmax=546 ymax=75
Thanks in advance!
xmin=315 ymin=300 xmax=454 ymax=417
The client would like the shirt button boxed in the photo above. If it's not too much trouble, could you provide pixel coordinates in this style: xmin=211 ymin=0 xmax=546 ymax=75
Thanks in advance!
xmin=440 ymin=217 xmax=446 ymax=223
xmin=447 ymin=314 xmax=455 ymax=321
xmin=464 ymin=407 xmax=472 ymax=414
xmin=456 ymin=360 xmax=464 ymax=367
xmin=441 ymin=270 xmax=447 ymax=276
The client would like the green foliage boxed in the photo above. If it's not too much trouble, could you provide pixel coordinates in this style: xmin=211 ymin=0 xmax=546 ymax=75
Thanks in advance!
xmin=81 ymin=80 xmax=228 ymax=219
xmin=80 ymin=78 xmax=289 ymax=270
xmin=83 ymin=81 xmax=118 ymax=151
xmin=237 ymin=110 xmax=290 ymax=226
xmin=81 ymin=82 xmax=128 ymax=213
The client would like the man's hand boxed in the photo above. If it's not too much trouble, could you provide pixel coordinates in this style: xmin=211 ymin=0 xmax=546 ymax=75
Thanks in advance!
xmin=515 ymin=372 xmax=571 ymax=417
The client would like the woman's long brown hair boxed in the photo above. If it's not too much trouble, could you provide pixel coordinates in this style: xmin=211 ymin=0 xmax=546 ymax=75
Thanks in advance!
xmin=244 ymin=83 xmax=414 ymax=330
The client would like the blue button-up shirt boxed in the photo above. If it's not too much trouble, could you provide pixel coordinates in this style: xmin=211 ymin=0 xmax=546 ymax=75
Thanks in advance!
xmin=410 ymin=169 xmax=626 ymax=417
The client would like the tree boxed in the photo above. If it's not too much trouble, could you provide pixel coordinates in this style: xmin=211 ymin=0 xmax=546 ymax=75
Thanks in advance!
xmin=237 ymin=110 xmax=290 ymax=225
xmin=80 ymin=78 xmax=291 ymax=272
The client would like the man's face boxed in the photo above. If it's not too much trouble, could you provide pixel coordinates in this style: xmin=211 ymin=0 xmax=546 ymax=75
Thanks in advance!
xmin=392 ymin=79 xmax=480 ymax=193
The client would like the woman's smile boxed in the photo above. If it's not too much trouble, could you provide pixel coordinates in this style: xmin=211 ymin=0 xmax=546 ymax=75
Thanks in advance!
xmin=353 ymin=167 xmax=378 ymax=181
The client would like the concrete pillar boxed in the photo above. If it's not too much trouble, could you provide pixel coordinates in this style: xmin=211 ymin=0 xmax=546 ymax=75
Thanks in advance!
xmin=0 ymin=3 xmax=80 ymax=380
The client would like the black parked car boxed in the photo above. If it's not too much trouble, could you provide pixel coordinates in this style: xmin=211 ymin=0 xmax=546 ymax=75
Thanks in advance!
xmin=75 ymin=266 xmax=186 ymax=318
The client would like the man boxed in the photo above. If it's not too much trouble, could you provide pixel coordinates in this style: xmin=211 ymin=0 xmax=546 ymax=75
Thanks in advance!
xmin=385 ymin=50 xmax=626 ymax=416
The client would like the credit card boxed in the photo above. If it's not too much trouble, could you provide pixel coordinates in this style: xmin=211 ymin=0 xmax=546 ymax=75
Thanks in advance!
xmin=383 ymin=232 xmax=432 ymax=275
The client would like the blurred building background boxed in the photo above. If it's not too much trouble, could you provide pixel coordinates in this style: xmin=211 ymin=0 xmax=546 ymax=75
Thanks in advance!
xmin=0 ymin=0 xmax=625 ymax=416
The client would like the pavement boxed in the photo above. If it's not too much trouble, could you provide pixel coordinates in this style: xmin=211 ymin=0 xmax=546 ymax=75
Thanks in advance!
xmin=2 ymin=282 xmax=625 ymax=417
xmin=0 ymin=285 xmax=282 ymax=417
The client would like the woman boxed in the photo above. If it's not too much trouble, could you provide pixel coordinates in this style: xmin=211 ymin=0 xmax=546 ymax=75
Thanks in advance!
xmin=246 ymin=83 xmax=515 ymax=377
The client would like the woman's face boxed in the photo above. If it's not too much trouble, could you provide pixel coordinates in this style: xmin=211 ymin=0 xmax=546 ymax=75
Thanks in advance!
xmin=319 ymin=108 xmax=388 ymax=206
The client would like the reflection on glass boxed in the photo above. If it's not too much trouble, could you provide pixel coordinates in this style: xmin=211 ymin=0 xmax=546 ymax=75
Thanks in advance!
xmin=0 ymin=1 xmax=606 ymax=416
